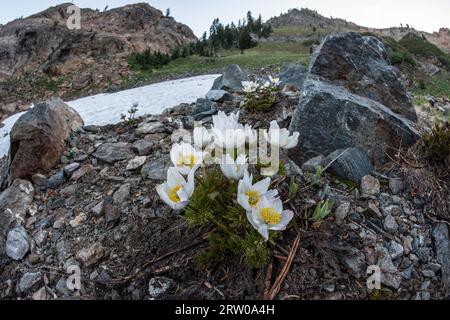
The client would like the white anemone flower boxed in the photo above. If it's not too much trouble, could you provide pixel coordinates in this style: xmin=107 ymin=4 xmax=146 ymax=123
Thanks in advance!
xmin=220 ymin=154 xmax=248 ymax=180
xmin=156 ymin=167 xmax=196 ymax=210
xmin=170 ymin=142 xmax=203 ymax=175
xmin=193 ymin=127 xmax=213 ymax=148
xmin=264 ymin=120 xmax=300 ymax=150
xmin=247 ymin=196 xmax=294 ymax=241
xmin=212 ymin=111 xmax=243 ymax=131
xmin=212 ymin=111 xmax=246 ymax=149
xmin=269 ymin=76 xmax=281 ymax=87
xmin=237 ymin=171 xmax=278 ymax=211
xmin=212 ymin=127 xmax=247 ymax=149
xmin=262 ymin=82 xmax=271 ymax=90
xmin=242 ymin=81 xmax=259 ymax=94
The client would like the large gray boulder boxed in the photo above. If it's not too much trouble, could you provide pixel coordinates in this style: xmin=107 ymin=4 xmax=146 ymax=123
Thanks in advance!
xmin=211 ymin=64 xmax=248 ymax=92
xmin=279 ymin=64 xmax=308 ymax=90
xmin=309 ymin=32 xmax=417 ymax=121
xmin=289 ymin=79 xmax=419 ymax=166
xmin=8 ymin=97 xmax=84 ymax=182
xmin=289 ymin=33 xmax=420 ymax=167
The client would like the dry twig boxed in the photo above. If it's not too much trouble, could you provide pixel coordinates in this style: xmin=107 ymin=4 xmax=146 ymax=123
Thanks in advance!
xmin=266 ymin=234 xmax=301 ymax=300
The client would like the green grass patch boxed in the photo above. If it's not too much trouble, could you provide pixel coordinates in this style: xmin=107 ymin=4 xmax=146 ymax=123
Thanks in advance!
xmin=129 ymin=44 xmax=309 ymax=83
xmin=413 ymin=74 xmax=450 ymax=98
xmin=399 ymin=33 xmax=450 ymax=69
xmin=382 ymin=36 xmax=416 ymax=66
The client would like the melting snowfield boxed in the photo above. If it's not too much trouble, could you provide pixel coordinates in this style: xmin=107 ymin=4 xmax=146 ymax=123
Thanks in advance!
xmin=0 ymin=74 xmax=220 ymax=157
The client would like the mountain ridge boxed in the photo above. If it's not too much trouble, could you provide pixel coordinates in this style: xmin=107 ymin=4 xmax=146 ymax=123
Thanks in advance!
xmin=267 ymin=8 xmax=450 ymax=53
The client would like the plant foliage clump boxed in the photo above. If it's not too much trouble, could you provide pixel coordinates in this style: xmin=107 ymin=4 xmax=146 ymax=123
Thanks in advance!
xmin=243 ymin=79 xmax=281 ymax=112
xmin=185 ymin=170 xmax=271 ymax=268
xmin=422 ymin=121 xmax=450 ymax=164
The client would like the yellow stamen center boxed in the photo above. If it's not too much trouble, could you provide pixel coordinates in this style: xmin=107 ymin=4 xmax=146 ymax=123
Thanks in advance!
xmin=260 ymin=208 xmax=282 ymax=225
xmin=177 ymin=154 xmax=197 ymax=168
xmin=245 ymin=190 xmax=260 ymax=207
xmin=169 ymin=185 xmax=183 ymax=203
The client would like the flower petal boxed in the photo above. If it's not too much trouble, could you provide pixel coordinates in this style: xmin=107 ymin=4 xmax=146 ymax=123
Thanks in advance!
xmin=257 ymin=225 xmax=270 ymax=241
xmin=270 ymin=210 xmax=294 ymax=231
xmin=253 ymin=177 xmax=271 ymax=194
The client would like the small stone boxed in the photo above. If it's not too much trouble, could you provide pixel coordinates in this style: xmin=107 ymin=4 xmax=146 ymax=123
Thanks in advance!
xmin=206 ymin=90 xmax=228 ymax=102
xmin=402 ymin=265 xmax=414 ymax=280
xmin=69 ymin=212 xmax=88 ymax=228
xmin=46 ymin=171 xmax=66 ymax=189
xmin=378 ymin=246 xmax=402 ymax=290
xmin=361 ymin=175 xmax=380 ymax=196
xmin=403 ymin=236 xmax=413 ymax=255
xmin=70 ymin=164 xmax=93 ymax=181
xmin=141 ymin=157 xmax=171 ymax=180
xmin=389 ymin=240 xmax=404 ymax=260
xmin=323 ymin=284 xmax=335 ymax=293
xmin=192 ymin=98 xmax=216 ymax=115
xmin=301 ymin=155 xmax=324 ymax=172
xmin=60 ymin=184 xmax=79 ymax=197
xmin=31 ymin=174 xmax=47 ymax=187
xmin=91 ymin=200 xmax=106 ymax=217
xmin=426 ymin=263 xmax=441 ymax=273
xmin=53 ymin=215 xmax=66 ymax=229
xmin=63 ymin=163 xmax=81 ymax=178
xmin=56 ymin=277 xmax=70 ymax=296
xmin=126 ymin=156 xmax=147 ymax=171
xmin=421 ymin=269 xmax=435 ymax=278
xmin=335 ymin=202 xmax=351 ymax=226
xmin=383 ymin=205 xmax=403 ymax=217
xmin=133 ymin=140 xmax=153 ymax=156
xmin=6 ymin=226 xmax=30 ymax=260
xmin=29 ymin=253 xmax=40 ymax=265
xmin=56 ymin=240 xmax=72 ymax=262
xmin=339 ymin=248 xmax=366 ymax=278
xmin=93 ymin=142 xmax=134 ymax=164
xmin=383 ymin=215 xmax=398 ymax=233
xmin=416 ymin=247 xmax=431 ymax=263
xmin=148 ymin=277 xmax=174 ymax=298
xmin=32 ymin=287 xmax=49 ymax=300
xmin=389 ymin=179 xmax=404 ymax=195
xmin=285 ymin=159 xmax=303 ymax=177
xmin=105 ymin=202 xmax=121 ymax=225
xmin=323 ymin=147 xmax=374 ymax=182
xmin=34 ymin=230 xmax=48 ymax=247
xmin=113 ymin=184 xmax=131 ymax=205
xmin=136 ymin=122 xmax=166 ymax=135
xmin=76 ymin=243 xmax=105 ymax=267
xmin=421 ymin=292 xmax=431 ymax=300
xmin=432 ymin=223 xmax=450 ymax=288
xmin=18 ymin=272 xmax=42 ymax=293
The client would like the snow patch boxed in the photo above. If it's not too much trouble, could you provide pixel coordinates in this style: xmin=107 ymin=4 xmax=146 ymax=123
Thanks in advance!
xmin=0 ymin=74 xmax=220 ymax=157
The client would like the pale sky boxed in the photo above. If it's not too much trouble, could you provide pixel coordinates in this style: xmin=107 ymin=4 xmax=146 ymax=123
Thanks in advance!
xmin=0 ymin=0 xmax=449 ymax=36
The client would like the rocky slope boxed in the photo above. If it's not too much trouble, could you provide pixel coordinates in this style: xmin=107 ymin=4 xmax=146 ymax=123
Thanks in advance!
xmin=0 ymin=35 xmax=449 ymax=300
xmin=268 ymin=8 xmax=450 ymax=54
xmin=267 ymin=8 xmax=363 ymax=32
xmin=0 ymin=3 xmax=197 ymax=121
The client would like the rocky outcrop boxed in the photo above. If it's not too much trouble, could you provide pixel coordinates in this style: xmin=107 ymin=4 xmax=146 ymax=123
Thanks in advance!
xmin=289 ymin=33 xmax=420 ymax=167
xmin=0 ymin=3 xmax=196 ymax=78
xmin=279 ymin=64 xmax=308 ymax=90
xmin=267 ymin=8 xmax=362 ymax=32
xmin=211 ymin=64 xmax=248 ymax=92
xmin=8 ymin=97 xmax=83 ymax=181
xmin=0 ymin=3 xmax=197 ymax=119
xmin=309 ymin=32 xmax=416 ymax=121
